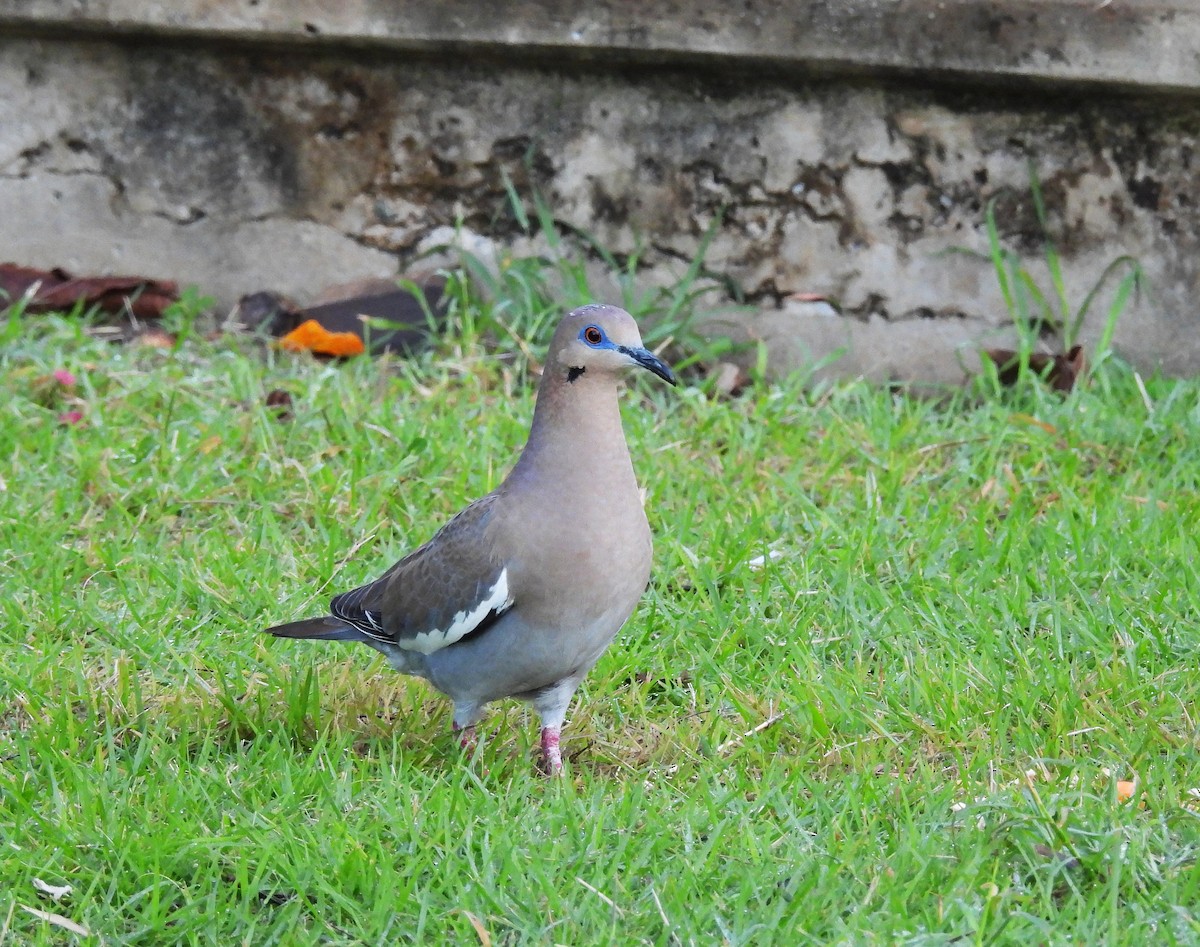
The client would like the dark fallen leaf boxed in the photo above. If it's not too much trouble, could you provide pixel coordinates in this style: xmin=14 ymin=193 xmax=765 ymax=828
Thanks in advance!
xmin=233 ymin=291 xmax=303 ymax=338
xmin=983 ymin=345 xmax=1086 ymax=392
xmin=236 ymin=277 xmax=448 ymax=356
xmin=0 ymin=262 xmax=178 ymax=319
xmin=257 ymin=889 xmax=294 ymax=907
xmin=264 ymin=389 xmax=294 ymax=420
xmin=300 ymin=277 xmax=448 ymax=356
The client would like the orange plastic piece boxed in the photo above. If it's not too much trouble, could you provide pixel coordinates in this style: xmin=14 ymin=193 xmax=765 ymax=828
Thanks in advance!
xmin=279 ymin=318 xmax=365 ymax=357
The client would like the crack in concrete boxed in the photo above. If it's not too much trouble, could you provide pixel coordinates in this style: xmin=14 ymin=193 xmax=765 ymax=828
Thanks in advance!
xmin=0 ymin=168 xmax=113 ymax=181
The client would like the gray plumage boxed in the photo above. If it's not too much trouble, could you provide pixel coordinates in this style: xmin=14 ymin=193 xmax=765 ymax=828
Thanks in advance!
xmin=265 ymin=304 xmax=676 ymax=773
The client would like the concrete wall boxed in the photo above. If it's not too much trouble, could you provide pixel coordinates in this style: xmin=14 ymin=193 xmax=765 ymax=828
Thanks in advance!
xmin=1 ymin=1 xmax=1197 ymax=380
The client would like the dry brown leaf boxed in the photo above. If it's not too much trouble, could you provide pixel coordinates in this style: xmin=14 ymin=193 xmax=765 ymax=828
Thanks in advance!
xmin=136 ymin=328 xmax=176 ymax=349
xmin=984 ymin=345 xmax=1086 ymax=392
xmin=458 ymin=910 xmax=491 ymax=947
xmin=0 ymin=262 xmax=178 ymax=319
xmin=1010 ymin=413 xmax=1058 ymax=435
xmin=1124 ymin=495 xmax=1170 ymax=511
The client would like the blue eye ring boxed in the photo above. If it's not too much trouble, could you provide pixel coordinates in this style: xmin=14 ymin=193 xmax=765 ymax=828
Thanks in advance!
xmin=581 ymin=325 xmax=605 ymax=346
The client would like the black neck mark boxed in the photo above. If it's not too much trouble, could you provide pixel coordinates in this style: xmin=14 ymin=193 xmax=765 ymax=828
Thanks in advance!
xmin=567 ymin=365 xmax=586 ymax=383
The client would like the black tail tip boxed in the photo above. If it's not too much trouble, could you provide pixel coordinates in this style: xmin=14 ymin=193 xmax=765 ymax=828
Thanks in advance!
xmin=264 ymin=617 xmax=364 ymax=641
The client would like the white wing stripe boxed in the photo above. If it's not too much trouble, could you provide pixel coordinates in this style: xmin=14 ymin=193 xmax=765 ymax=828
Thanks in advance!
xmin=406 ymin=569 xmax=511 ymax=655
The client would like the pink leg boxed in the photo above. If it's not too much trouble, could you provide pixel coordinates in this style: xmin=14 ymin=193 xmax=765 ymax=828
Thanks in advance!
xmin=540 ymin=726 xmax=563 ymax=775
xmin=452 ymin=722 xmax=477 ymax=752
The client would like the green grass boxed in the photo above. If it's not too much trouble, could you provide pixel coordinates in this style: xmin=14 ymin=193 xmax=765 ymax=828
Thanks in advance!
xmin=2 ymin=307 xmax=1199 ymax=946
xmin=964 ymin=164 xmax=1143 ymax=388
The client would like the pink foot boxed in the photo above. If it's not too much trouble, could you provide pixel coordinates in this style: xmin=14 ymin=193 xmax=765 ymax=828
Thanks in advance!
xmin=452 ymin=722 xmax=477 ymax=752
xmin=540 ymin=727 xmax=564 ymax=775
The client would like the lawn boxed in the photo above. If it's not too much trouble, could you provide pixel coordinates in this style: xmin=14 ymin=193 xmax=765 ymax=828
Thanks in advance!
xmin=1 ymin=301 xmax=1198 ymax=945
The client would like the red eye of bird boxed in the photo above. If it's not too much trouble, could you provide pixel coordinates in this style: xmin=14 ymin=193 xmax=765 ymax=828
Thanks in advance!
xmin=584 ymin=326 xmax=603 ymax=345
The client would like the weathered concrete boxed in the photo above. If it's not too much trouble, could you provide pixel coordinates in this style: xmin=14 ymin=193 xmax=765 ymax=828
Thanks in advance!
xmin=1 ymin=0 xmax=1196 ymax=93
xmin=1 ymin=3 xmax=1197 ymax=379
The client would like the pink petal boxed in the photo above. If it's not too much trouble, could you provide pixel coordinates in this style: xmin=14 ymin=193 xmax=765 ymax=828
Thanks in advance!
xmin=53 ymin=369 xmax=77 ymax=386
